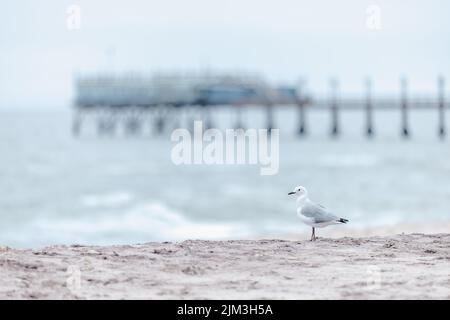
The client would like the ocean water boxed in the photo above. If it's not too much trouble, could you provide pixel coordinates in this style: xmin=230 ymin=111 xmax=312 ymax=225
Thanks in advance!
xmin=1 ymin=107 xmax=450 ymax=248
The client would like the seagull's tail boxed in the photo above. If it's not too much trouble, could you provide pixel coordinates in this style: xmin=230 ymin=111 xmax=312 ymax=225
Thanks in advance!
xmin=338 ymin=218 xmax=349 ymax=224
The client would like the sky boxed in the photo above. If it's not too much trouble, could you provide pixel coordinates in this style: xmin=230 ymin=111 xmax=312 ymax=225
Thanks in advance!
xmin=1 ymin=0 xmax=449 ymax=109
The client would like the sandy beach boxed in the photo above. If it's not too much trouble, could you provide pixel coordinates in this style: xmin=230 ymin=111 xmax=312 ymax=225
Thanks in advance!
xmin=0 ymin=233 xmax=449 ymax=299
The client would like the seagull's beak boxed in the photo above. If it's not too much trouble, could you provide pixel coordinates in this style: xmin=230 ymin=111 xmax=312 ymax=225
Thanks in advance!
xmin=288 ymin=191 xmax=295 ymax=195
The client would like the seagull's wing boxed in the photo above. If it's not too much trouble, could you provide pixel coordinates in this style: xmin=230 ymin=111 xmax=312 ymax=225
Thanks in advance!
xmin=301 ymin=202 xmax=339 ymax=224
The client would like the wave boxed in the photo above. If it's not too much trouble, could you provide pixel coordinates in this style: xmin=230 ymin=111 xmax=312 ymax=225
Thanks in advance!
xmin=79 ymin=191 xmax=134 ymax=208
xmin=24 ymin=201 xmax=250 ymax=246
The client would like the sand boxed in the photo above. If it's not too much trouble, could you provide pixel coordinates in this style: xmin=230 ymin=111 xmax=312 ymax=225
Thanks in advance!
xmin=0 ymin=233 xmax=449 ymax=299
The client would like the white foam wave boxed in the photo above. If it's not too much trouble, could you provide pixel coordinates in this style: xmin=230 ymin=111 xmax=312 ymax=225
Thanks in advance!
xmin=30 ymin=201 xmax=249 ymax=245
xmin=80 ymin=191 xmax=134 ymax=208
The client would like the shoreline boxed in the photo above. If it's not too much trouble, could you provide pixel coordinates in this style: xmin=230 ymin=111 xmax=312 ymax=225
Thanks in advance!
xmin=269 ymin=220 xmax=450 ymax=241
xmin=1 ymin=233 xmax=449 ymax=299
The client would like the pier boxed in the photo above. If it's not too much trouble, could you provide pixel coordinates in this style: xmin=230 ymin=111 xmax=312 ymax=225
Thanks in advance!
xmin=73 ymin=72 xmax=448 ymax=139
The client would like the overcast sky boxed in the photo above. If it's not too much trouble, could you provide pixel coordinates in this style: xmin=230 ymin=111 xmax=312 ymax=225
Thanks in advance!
xmin=1 ymin=0 xmax=449 ymax=109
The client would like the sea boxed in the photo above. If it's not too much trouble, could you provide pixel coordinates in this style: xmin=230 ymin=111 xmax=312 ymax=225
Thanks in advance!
xmin=1 ymin=106 xmax=449 ymax=247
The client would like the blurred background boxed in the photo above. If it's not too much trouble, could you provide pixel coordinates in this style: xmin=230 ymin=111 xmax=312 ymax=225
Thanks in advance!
xmin=1 ymin=0 xmax=450 ymax=248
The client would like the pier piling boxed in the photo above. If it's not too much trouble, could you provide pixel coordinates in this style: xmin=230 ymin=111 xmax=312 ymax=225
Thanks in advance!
xmin=297 ymin=88 xmax=307 ymax=136
xmin=330 ymin=79 xmax=339 ymax=137
xmin=365 ymin=78 xmax=374 ymax=137
xmin=124 ymin=108 xmax=141 ymax=136
xmin=97 ymin=109 xmax=117 ymax=136
xmin=154 ymin=106 xmax=166 ymax=135
xmin=438 ymin=76 xmax=446 ymax=138
xmin=401 ymin=77 xmax=410 ymax=138
xmin=298 ymin=100 xmax=306 ymax=135
xmin=266 ymin=102 xmax=274 ymax=133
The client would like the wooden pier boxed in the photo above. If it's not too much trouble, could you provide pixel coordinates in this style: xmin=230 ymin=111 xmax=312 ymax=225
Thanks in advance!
xmin=73 ymin=75 xmax=448 ymax=139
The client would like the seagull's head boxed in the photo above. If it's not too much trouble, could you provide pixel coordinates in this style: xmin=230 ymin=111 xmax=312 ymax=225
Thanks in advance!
xmin=288 ymin=186 xmax=308 ymax=197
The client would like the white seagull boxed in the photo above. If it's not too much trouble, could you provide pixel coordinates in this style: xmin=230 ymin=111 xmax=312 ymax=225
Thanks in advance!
xmin=288 ymin=186 xmax=348 ymax=241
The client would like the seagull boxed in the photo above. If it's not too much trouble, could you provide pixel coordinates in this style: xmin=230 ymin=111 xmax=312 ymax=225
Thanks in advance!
xmin=288 ymin=186 xmax=348 ymax=241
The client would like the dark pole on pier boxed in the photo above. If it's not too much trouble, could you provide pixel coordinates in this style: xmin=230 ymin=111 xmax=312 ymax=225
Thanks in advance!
xmin=265 ymin=87 xmax=275 ymax=133
xmin=400 ymin=77 xmax=410 ymax=138
xmin=266 ymin=102 xmax=274 ymax=133
xmin=330 ymin=78 xmax=339 ymax=137
xmin=365 ymin=78 xmax=374 ymax=137
xmin=125 ymin=107 xmax=141 ymax=136
xmin=297 ymin=83 xmax=307 ymax=136
xmin=297 ymin=98 xmax=306 ymax=135
xmin=438 ymin=76 xmax=446 ymax=139
xmin=97 ymin=108 xmax=116 ymax=136
xmin=155 ymin=105 xmax=166 ymax=135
